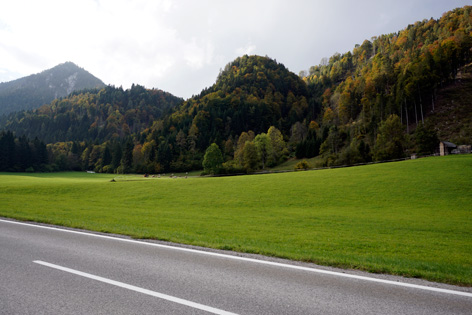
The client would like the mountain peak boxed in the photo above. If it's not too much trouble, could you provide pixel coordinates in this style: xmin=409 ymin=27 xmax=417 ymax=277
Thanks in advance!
xmin=0 ymin=63 xmax=106 ymax=116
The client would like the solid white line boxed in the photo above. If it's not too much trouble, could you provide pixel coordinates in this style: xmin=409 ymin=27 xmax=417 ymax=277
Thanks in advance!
xmin=2 ymin=218 xmax=471 ymax=298
xmin=33 ymin=260 xmax=238 ymax=315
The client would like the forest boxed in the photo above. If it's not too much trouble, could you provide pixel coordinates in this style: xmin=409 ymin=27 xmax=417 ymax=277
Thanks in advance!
xmin=0 ymin=130 xmax=48 ymax=172
xmin=0 ymin=6 xmax=471 ymax=174
xmin=0 ymin=84 xmax=183 ymax=144
xmin=0 ymin=62 xmax=105 ymax=116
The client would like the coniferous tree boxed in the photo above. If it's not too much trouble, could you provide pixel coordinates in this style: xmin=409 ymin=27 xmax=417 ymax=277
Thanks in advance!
xmin=16 ymin=135 xmax=32 ymax=171
xmin=121 ymin=138 xmax=134 ymax=173
xmin=111 ymin=142 xmax=123 ymax=171
xmin=0 ymin=131 xmax=15 ymax=171
xmin=32 ymin=137 xmax=48 ymax=169
xmin=102 ymin=144 xmax=112 ymax=167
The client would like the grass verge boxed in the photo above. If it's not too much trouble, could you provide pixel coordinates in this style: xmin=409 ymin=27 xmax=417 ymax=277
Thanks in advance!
xmin=1 ymin=155 xmax=471 ymax=285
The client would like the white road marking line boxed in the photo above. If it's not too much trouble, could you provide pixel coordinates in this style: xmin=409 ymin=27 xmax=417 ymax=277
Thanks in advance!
xmin=33 ymin=260 xmax=238 ymax=315
xmin=2 ymin=219 xmax=471 ymax=298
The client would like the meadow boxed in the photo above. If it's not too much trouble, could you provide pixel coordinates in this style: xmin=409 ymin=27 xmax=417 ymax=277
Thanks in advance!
xmin=1 ymin=155 xmax=471 ymax=285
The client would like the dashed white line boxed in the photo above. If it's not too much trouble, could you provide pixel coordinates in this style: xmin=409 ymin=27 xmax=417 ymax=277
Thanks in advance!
xmin=2 ymin=218 xmax=471 ymax=298
xmin=33 ymin=260 xmax=238 ymax=315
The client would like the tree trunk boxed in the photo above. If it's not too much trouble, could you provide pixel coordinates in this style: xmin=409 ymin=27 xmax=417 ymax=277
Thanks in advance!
xmin=418 ymin=87 xmax=424 ymax=124
xmin=401 ymin=99 xmax=403 ymax=125
xmin=420 ymin=100 xmax=424 ymax=124
xmin=404 ymin=99 xmax=409 ymax=133
xmin=414 ymin=100 xmax=418 ymax=126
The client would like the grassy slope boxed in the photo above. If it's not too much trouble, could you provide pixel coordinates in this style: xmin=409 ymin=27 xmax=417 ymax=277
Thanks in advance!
xmin=1 ymin=155 xmax=471 ymax=285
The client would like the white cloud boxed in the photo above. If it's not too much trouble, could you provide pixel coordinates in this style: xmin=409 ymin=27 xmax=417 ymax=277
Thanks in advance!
xmin=1 ymin=0 xmax=471 ymax=98
xmin=236 ymin=44 xmax=256 ymax=56
xmin=184 ymin=38 xmax=214 ymax=69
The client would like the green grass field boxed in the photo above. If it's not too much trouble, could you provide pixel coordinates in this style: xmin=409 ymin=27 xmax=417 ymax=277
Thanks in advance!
xmin=1 ymin=155 xmax=471 ymax=285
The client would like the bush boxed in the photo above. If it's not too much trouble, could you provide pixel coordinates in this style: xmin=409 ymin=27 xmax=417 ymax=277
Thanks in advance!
xmin=415 ymin=123 xmax=439 ymax=156
xmin=115 ymin=165 xmax=124 ymax=174
xmin=221 ymin=160 xmax=245 ymax=174
xmin=294 ymin=160 xmax=310 ymax=170
xmin=102 ymin=165 xmax=115 ymax=174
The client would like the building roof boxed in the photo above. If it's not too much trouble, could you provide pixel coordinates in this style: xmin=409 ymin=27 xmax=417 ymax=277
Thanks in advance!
xmin=441 ymin=141 xmax=456 ymax=148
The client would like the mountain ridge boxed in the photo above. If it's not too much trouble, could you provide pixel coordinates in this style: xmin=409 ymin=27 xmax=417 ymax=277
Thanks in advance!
xmin=0 ymin=5 xmax=471 ymax=174
xmin=0 ymin=62 xmax=106 ymax=116
xmin=0 ymin=84 xmax=184 ymax=144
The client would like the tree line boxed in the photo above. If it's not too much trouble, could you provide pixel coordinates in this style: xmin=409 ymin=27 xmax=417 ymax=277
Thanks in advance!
xmin=0 ymin=131 xmax=48 ymax=172
xmin=298 ymin=6 xmax=471 ymax=165
xmin=0 ymin=6 xmax=470 ymax=174
xmin=0 ymin=84 xmax=183 ymax=143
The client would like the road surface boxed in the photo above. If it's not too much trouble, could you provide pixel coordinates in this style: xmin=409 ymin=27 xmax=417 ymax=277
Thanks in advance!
xmin=1 ymin=218 xmax=471 ymax=314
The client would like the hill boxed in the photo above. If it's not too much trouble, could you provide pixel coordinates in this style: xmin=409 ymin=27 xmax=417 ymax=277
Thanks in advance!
xmin=173 ymin=54 xmax=309 ymax=139
xmin=0 ymin=84 xmax=183 ymax=144
xmin=1 ymin=6 xmax=471 ymax=174
xmin=0 ymin=55 xmax=305 ymax=173
xmin=135 ymin=5 xmax=472 ymax=173
xmin=133 ymin=55 xmax=310 ymax=172
xmin=298 ymin=5 xmax=472 ymax=165
xmin=0 ymin=62 xmax=106 ymax=116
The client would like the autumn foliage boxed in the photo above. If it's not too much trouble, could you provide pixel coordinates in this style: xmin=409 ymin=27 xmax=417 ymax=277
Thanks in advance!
xmin=1 ymin=6 xmax=471 ymax=173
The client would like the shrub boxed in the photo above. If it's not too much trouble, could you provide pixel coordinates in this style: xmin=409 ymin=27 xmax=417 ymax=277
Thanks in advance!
xmin=294 ymin=160 xmax=310 ymax=170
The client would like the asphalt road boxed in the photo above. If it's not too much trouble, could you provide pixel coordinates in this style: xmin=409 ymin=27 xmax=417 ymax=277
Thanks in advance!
xmin=1 ymin=218 xmax=471 ymax=315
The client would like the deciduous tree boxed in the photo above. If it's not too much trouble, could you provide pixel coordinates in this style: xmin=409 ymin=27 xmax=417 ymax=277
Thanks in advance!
xmin=203 ymin=143 xmax=224 ymax=175
xmin=242 ymin=141 xmax=258 ymax=173
xmin=254 ymin=133 xmax=272 ymax=169
xmin=373 ymin=115 xmax=407 ymax=161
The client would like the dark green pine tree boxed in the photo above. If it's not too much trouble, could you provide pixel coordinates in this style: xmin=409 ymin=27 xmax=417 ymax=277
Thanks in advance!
xmin=157 ymin=141 xmax=172 ymax=172
xmin=102 ymin=144 xmax=112 ymax=167
xmin=32 ymin=137 xmax=48 ymax=168
xmin=0 ymin=131 xmax=16 ymax=171
xmin=111 ymin=142 xmax=123 ymax=170
xmin=121 ymin=139 xmax=134 ymax=173
xmin=16 ymin=135 xmax=32 ymax=171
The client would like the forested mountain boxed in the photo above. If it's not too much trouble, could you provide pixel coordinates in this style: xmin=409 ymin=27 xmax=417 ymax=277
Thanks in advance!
xmin=0 ymin=84 xmax=184 ymax=143
xmin=136 ymin=5 xmax=472 ymax=173
xmin=0 ymin=62 xmax=105 ymax=116
xmin=1 ymin=6 xmax=471 ymax=174
xmin=134 ymin=55 xmax=310 ymax=172
xmin=297 ymin=5 xmax=472 ymax=164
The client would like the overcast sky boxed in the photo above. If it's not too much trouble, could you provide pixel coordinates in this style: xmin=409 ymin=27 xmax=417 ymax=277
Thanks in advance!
xmin=0 ymin=0 xmax=470 ymax=99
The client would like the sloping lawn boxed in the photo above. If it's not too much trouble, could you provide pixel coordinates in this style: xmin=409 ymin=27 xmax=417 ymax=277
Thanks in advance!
xmin=1 ymin=155 xmax=471 ymax=285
